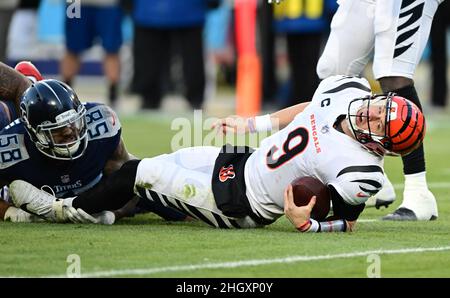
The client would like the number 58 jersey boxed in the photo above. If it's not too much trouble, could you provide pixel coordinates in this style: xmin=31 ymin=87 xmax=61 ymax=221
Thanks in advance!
xmin=244 ymin=76 xmax=385 ymax=221
xmin=0 ymin=102 xmax=121 ymax=198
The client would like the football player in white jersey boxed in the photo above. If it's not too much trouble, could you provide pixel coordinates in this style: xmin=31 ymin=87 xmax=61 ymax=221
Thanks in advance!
xmin=314 ymin=0 xmax=444 ymax=220
xmin=8 ymin=75 xmax=426 ymax=232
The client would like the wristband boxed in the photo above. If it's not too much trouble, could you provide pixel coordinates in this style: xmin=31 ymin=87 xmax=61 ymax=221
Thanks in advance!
xmin=254 ymin=114 xmax=272 ymax=132
xmin=297 ymin=218 xmax=320 ymax=233
xmin=296 ymin=219 xmax=311 ymax=232
xmin=247 ymin=117 xmax=256 ymax=133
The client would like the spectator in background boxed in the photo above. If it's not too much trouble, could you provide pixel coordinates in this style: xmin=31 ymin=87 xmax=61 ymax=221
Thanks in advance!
xmin=131 ymin=0 xmax=219 ymax=110
xmin=0 ymin=0 xmax=19 ymax=62
xmin=7 ymin=0 xmax=40 ymax=62
xmin=259 ymin=0 xmax=277 ymax=108
xmin=430 ymin=0 xmax=450 ymax=109
xmin=60 ymin=0 xmax=123 ymax=107
xmin=204 ymin=0 xmax=233 ymax=103
xmin=273 ymin=0 xmax=337 ymax=107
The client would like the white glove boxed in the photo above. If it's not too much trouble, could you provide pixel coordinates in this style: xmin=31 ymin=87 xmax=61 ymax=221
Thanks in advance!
xmin=65 ymin=207 xmax=115 ymax=225
xmin=4 ymin=206 xmax=43 ymax=223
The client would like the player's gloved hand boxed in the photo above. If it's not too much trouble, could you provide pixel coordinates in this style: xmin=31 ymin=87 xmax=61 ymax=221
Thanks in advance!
xmin=4 ymin=206 xmax=43 ymax=223
xmin=211 ymin=115 xmax=249 ymax=135
xmin=65 ymin=207 xmax=115 ymax=225
xmin=283 ymin=184 xmax=316 ymax=230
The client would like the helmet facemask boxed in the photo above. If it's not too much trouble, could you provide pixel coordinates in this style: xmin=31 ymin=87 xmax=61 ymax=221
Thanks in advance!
xmin=26 ymin=104 xmax=88 ymax=160
xmin=347 ymin=94 xmax=396 ymax=156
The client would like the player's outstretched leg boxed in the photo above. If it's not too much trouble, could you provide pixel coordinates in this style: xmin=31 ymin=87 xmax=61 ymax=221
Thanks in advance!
xmin=379 ymin=81 xmax=438 ymax=221
xmin=9 ymin=180 xmax=117 ymax=224
xmin=373 ymin=0 xmax=441 ymax=220
xmin=9 ymin=180 xmax=67 ymax=222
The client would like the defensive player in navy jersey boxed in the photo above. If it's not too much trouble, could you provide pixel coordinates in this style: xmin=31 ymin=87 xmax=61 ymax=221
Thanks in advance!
xmin=0 ymin=61 xmax=36 ymax=221
xmin=0 ymin=61 xmax=35 ymax=130
xmin=0 ymin=62 xmax=187 ymax=223
xmin=0 ymin=78 xmax=129 ymax=223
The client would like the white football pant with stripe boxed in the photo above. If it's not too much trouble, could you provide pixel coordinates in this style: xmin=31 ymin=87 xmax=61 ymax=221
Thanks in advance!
xmin=134 ymin=146 xmax=260 ymax=229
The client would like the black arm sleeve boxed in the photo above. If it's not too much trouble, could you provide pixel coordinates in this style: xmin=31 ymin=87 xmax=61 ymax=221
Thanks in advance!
xmin=329 ymin=185 xmax=365 ymax=221
xmin=72 ymin=160 xmax=140 ymax=214
xmin=136 ymin=197 xmax=188 ymax=221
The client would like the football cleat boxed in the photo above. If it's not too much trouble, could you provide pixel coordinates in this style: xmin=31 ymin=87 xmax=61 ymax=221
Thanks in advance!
xmin=365 ymin=175 xmax=396 ymax=209
xmin=14 ymin=61 xmax=44 ymax=83
xmin=382 ymin=207 xmax=418 ymax=220
xmin=382 ymin=186 xmax=438 ymax=221
xmin=3 ymin=206 xmax=43 ymax=223
xmin=9 ymin=180 xmax=66 ymax=222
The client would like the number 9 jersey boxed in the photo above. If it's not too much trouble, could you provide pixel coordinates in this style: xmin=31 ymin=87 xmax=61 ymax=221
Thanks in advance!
xmin=244 ymin=76 xmax=385 ymax=221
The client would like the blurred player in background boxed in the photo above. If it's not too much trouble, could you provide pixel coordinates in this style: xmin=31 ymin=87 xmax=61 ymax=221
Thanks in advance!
xmin=0 ymin=61 xmax=37 ymax=130
xmin=60 ymin=0 xmax=123 ymax=107
xmin=10 ymin=75 xmax=425 ymax=233
xmin=315 ymin=0 xmax=443 ymax=221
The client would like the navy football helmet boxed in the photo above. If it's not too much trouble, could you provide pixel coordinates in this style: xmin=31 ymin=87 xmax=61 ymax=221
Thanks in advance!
xmin=20 ymin=79 xmax=88 ymax=160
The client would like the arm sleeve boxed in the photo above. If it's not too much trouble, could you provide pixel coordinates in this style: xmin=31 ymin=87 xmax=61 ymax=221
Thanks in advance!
xmin=329 ymin=185 xmax=365 ymax=221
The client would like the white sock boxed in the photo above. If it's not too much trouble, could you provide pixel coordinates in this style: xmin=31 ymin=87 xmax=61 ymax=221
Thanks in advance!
xmin=404 ymin=171 xmax=427 ymax=190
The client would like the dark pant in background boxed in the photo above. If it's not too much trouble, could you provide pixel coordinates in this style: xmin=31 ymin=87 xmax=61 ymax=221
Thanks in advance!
xmin=430 ymin=0 xmax=450 ymax=107
xmin=133 ymin=26 xmax=206 ymax=109
xmin=286 ymin=32 xmax=322 ymax=107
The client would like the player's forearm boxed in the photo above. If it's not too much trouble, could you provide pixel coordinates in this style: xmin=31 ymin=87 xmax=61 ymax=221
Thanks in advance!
xmin=104 ymin=138 xmax=135 ymax=176
xmin=270 ymin=102 xmax=309 ymax=129
xmin=0 ymin=62 xmax=31 ymax=110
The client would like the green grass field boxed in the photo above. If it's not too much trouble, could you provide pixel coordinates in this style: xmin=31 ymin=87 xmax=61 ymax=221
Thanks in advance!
xmin=1 ymin=111 xmax=450 ymax=278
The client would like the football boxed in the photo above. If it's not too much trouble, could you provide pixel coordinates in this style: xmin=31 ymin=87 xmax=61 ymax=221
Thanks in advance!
xmin=291 ymin=176 xmax=331 ymax=221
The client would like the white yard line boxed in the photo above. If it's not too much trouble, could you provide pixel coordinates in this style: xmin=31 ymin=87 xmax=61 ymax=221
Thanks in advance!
xmin=357 ymin=219 xmax=378 ymax=223
xmin=393 ymin=182 xmax=450 ymax=190
xmin=33 ymin=245 xmax=450 ymax=278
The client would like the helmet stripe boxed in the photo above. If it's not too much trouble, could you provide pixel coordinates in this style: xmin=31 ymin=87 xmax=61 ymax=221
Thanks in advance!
xmin=391 ymin=100 xmax=413 ymax=138
xmin=323 ymin=81 xmax=371 ymax=94
xmin=337 ymin=165 xmax=384 ymax=177
xmin=40 ymin=80 xmax=62 ymax=105
xmin=396 ymin=115 xmax=426 ymax=154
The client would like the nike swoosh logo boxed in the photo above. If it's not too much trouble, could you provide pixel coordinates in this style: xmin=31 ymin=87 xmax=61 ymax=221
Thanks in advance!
xmin=20 ymin=203 xmax=42 ymax=217
xmin=356 ymin=192 xmax=370 ymax=198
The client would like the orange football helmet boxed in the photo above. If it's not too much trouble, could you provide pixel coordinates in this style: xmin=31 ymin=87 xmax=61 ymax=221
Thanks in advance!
xmin=347 ymin=93 xmax=426 ymax=156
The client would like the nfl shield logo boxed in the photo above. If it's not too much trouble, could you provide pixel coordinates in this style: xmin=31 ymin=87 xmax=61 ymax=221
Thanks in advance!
xmin=61 ymin=175 xmax=70 ymax=183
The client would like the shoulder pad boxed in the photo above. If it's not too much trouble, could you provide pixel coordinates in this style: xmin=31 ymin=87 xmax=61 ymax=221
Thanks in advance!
xmin=0 ymin=133 xmax=29 ymax=169
xmin=85 ymin=104 xmax=121 ymax=141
